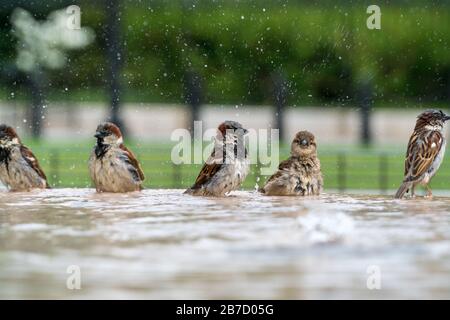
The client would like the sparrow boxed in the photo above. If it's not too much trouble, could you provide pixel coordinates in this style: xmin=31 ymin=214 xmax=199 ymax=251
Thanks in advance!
xmin=260 ymin=130 xmax=323 ymax=196
xmin=184 ymin=120 xmax=250 ymax=196
xmin=0 ymin=124 xmax=49 ymax=191
xmin=395 ymin=109 xmax=450 ymax=199
xmin=89 ymin=122 xmax=145 ymax=193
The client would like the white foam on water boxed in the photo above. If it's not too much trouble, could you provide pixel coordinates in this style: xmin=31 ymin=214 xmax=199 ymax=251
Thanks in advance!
xmin=10 ymin=223 xmax=51 ymax=232
xmin=297 ymin=211 xmax=355 ymax=244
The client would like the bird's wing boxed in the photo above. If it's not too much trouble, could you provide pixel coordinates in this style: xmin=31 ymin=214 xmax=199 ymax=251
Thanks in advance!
xmin=20 ymin=145 xmax=49 ymax=187
xmin=265 ymin=158 xmax=292 ymax=184
xmin=278 ymin=158 xmax=292 ymax=170
xmin=190 ymin=152 xmax=224 ymax=189
xmin=119 ymin=144 xmax=145 ymax=181
xmin=404 ymin=130 xmax=443 ymax=182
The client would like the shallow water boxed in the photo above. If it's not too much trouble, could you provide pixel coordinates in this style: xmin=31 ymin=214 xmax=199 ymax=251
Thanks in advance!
xmin=0 ymin=189 xmax=449 ymax=299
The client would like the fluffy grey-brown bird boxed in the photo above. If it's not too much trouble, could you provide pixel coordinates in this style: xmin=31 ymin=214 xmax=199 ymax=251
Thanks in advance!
xmin=395 ymin=109 xmax=450 ymax=199
xmin=184 ymin=120 xmax=250 ymax=196
xmin=89 ymin=122 xmax=145 ymax=193
xmin=260 ymin=130 xmax=323 ymax=196
xmin=0 ymin=124 xmax=49 ymax=191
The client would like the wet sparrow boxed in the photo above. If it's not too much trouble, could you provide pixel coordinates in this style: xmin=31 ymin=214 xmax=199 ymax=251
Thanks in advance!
xmin=89 ymin=122 xmax=145 ymax=193
xmin=260 ymin=130 xmax=323 ymax=196
xmin=184 ymin=121 xmax=250 ymax=197
xmin=395 ymin=109 xmax=450 ymax=199
xmin=0 ymin=124 xmax=49 ymax=191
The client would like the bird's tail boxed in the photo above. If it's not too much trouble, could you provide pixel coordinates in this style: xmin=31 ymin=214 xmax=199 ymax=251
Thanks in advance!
xmin=394 ymin=181 xmax=412 ymax=199
xmin=184 ymin=187 xmax=201 ymax=195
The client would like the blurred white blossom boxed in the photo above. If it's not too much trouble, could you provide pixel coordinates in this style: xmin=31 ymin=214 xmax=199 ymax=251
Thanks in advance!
xmin=11 ymin=7 xmax=95 ymax=72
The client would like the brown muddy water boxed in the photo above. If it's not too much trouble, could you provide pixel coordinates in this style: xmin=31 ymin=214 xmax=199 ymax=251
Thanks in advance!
xmin=0 ymin=189 xmax=449 ymax=299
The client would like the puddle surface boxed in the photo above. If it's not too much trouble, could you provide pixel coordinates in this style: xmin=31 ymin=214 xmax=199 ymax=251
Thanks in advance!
xmin=0 ymin=189 xmax=449 ymax=299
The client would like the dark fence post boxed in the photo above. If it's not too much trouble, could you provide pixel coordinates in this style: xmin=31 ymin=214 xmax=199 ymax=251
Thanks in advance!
xmin=29 ymin=68 xmax=46 ymax=138
xmin=337 ymin=153 xmax=347 ymax=192
xmin=183 ymin=70 xmax=203 ymax=136
xmin=104 ymin=0 xmax=125 ymax=131
xmin=379 ymin=153 xmax=388 ymax=194
xmin=357 ymin=79 xmax=373 ymax=146
xmin=271 ymin=72 xmax=288 ymax=143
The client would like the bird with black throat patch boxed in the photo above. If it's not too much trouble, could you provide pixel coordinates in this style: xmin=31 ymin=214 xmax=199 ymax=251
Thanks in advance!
xmin=89 ymin=122 xmax=145 ymax=193
xmin=0 ymin=124 xmax=49 ymax=191
xmin=395 ymin=109 xmax=450 ymax=199
xmin=184 ymin=120 xmax=250 ymax=197
xmin=260 ymin=130 xmax=323 ymax=196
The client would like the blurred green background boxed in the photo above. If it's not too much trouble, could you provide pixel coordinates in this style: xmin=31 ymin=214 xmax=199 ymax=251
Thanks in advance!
xmin=22 ymin=139 xmax=446 ymax=192
xmin=1 ymin=0 xmax=450 ymax=106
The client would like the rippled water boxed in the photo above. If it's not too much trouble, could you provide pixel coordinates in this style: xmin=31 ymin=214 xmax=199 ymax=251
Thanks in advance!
xmin=0 ymin=189 xmax=449 ymax=299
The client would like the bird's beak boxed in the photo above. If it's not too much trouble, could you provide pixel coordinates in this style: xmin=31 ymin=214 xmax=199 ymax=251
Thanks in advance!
xmin=444 ymin=115 xmax=450 ymax=121
xmin=234 ymin=128 xmax=248 ymax=135
xmin=94 ymin=132 xmax=104 ymax=138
